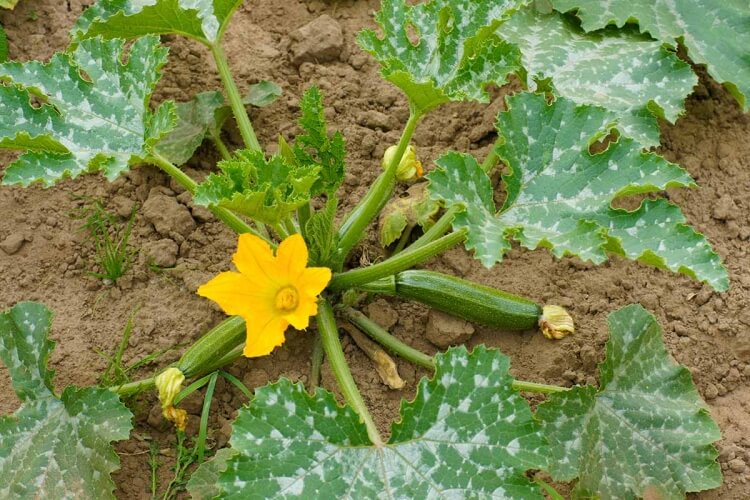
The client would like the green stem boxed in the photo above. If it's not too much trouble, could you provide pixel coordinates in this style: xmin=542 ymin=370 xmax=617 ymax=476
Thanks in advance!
xmin=112 ymin=376 xmax=156 ymax=398
xmin=210 ymin=43 xmax=261 ymax=152
xmin=335 ymin=110 xmax=422 ymax=266
xmin=310 ymin=334 xmax=324 ymax=391
xmin=283 ymin=216 xmax=298 ymax=235
xmin=481 ymin=142 xmax=500 ymax=174
xmin=343 ymin=308 xmax=566 ymax=394
xmin=391 ymin=224 xmax=414 ymax=255
xmin=408 ymin=205 xmax=461 ymax=251
xmin=329 ymin=229 xmax=466 ymax=291
xmin=344 ymin=308 xmax=433 ymax=370
xmin=147 ymin=153 xmax=267 ymax=241
xmin=317 ymin=300 xmax=382 ymax=445
xmin=211 ymin=133 xmax=232 ymax=160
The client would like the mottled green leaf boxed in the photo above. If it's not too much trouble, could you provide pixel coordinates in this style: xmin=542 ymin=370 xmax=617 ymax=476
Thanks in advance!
xmin=357 ymin=0 xmax=524 ymax=113
xmin=194 ymin=149 xmax=319 ymax=225
xmin=428 ymin=92 xmax=728 ymax=291
xmin=379 ymin=183 xmax=439 ymax=247
xmin=0 ymin=0 xmax=19 ymax=9
xmin=73 ymin=0 xmax=243 ymax=45
xmin=216 ymin=347 xmax=548 ymax=498
xmin=187 ymin=448 xmax=238 ymax=500
xmin=538 ymin=305 xmax=722 ymax=499
xmin=292 ymin=86 xmax=345 ymax=195
xmin=0 ymin=302 xmax=133 ymax=499
xmin=552 ymin=0 xmax=750 ymax=112
xmin=0 ymin=36 xmax=172 ymax=187
xmin=502 ymin=9 xmax=697 ymax=147
xmin=155 ymin=82 xmax=281 ymax=165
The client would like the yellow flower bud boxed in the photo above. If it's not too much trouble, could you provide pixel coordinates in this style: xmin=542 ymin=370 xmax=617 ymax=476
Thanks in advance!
xmin=382 ymin=144 xmax=423 ymax=182
xmin=155 ymin=367 xmax=186 ymax=429
xmin=539 ymin=305 xmax=575 ymax=340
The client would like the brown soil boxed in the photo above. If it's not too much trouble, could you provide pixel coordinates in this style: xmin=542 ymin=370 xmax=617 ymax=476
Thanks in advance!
xmin=1 ymin=1 xmax=750 ymax=498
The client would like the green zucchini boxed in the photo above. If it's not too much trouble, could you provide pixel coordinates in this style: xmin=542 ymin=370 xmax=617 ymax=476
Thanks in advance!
xmin=177 ymin=315 xmax=246 ymax=377
xmin=359 ymin=270 xmax=574 ymax=338
xmin=394 ymin=270 xmax=541 ymax=330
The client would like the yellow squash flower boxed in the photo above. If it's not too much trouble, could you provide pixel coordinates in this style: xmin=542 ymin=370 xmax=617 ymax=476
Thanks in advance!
xmin=197 ymin=233 xmax=331 ymax=357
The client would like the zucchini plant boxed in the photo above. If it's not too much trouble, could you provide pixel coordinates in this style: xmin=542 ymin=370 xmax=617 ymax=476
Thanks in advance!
xmin=0 ymin=0 xmax=746 ymax=497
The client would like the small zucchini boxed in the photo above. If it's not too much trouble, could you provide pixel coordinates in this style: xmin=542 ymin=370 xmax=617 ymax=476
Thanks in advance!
xmin=177 ymin=315 xmax=246 ymax=377
xmin=360 ymin=270 xmax=573 ymax=338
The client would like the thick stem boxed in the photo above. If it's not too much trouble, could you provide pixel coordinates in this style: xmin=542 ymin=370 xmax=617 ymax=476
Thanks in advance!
xmin=317 ymin=300 xmax=383 ymax=445
xmin=298 ymin=202 xmax=312 ymax=239
xmin=147 ymin=153 xmax=267 ymax=240
xmin=335 ymin=111 xmax=422 ymax=265
xmin=408 ymin=205 xmax=461 ymax=251
xmin=329 ymin=229 xmax=466 ymax=291
xmin=342 ymin=308 xmax=566 ymax=394
xmin=210 ymin=43 xmax=261 ymax=152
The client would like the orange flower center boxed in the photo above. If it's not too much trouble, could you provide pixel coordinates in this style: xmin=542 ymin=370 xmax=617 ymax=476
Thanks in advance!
xmin=274 ymin=286 xmax=299 ymax=313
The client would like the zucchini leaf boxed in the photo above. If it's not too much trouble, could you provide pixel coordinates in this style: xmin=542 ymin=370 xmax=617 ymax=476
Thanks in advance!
xmin=209 ymin=347 xmax=548 ymax=498
xmin=186 ymin=448 xmax=238 ymax=500
xmin=0 ymin=0 xmax=19 ymax=9
xmin=379 ymin=183 xmax=439 ymax=247
xmin=551 ymin=0 xmax=750 ymax=112
xmin=155 ymin=81 xmax=282 ymax=165
xmin=428 ymin=92 xmax=728 ymax=291
xmin=502 ymin=9 xmax=697 ymax=147
xmin=538 ymin=304 xmax=722 ymax=499
xmin=0 ymin=36 xmax=173 ymax=187
xmin=357 ymin=0 xmax=524 ymax=113
xmin=73 ymin=0 xmax=243 ymax=45
xmin=193 ymin=150 xmax=320 ymax=225
xmin=0 ymin=302 xmax=133 ymax=499
xmin=292 ymin=86 xmax=346 ymax=196
xmin=305 ymin=197 xmax=339 ymax=267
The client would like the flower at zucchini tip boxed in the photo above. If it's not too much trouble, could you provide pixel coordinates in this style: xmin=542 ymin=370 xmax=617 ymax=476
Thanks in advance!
xmin=197 ymin=233 xmax=331 ymax=358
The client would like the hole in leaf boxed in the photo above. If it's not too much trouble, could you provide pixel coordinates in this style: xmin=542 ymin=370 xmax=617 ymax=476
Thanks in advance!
xmin=78 ymin=68 xmax=93 ymax=83
xmin=588 ymin=128 xmax=620 ymax=155
xmin=405 ymin=22 xmax=420 ymax=46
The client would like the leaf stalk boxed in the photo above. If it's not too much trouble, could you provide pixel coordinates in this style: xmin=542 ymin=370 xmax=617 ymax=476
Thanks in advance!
xmin=210 ymin=43 xmax=262 ymax=152
xmin=317 ymin=300 xmax=383 ymax=445
xmin=329 ymin=229 xmax=466 ymax=291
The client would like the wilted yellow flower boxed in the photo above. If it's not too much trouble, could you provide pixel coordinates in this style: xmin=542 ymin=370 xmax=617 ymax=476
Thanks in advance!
xmin=382 ymin=144 xmax=423 ymax=182
xmin=197 ymin=234 xmax=331 ymax=357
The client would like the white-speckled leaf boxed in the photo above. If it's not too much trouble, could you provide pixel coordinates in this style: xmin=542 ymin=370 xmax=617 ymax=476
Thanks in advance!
xmin=537 ymin=304 xmax=722 ymax=499
xmin=502 ymin=9 xmax=697 ymax=147
xmin=552 ymin=0 xmax=750 ymax=112
xmin=73 ymin=0 xmax=242 ymax=45
xmin=0 ymin=36 xmax=172 ymax=187
xmin=187 ymin=448 xmax=238 ymax=500
xmin=0 ymin=302 xmax=133 ymax=499
xmin=427 ymin=92 xmax=728 ymax=291
xmin=357 ymin=0 xmax=524 ymax=113
xmin=155 ymin=82 xmax=281 ymax=165
xmin=216 ymin=346 xmax=548 ymax=498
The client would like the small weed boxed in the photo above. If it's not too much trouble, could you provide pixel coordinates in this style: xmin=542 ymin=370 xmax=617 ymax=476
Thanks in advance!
xmin=97 ymin=307 xmax=181 ymax=389
xmin=74 ymin=199 xmax=137 ymax=283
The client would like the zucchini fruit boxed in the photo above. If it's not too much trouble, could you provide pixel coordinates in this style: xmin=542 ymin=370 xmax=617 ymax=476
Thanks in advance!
xmin=360 ymin=270 xmax=573 ymax=338
xmin=177 ymin=315 xmax=246 ymax=377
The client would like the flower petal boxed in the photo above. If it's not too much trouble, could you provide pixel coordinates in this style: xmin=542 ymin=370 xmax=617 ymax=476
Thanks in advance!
xmin=297 ymin=267 xmax=332 ymax=296
xmin=275 ymin=233 xmax=309 ymax=279
xmin=284 ymin=297 xmax=318 ymax=330
xmin=196 ymin=272 xmax=262 ymax=317
xmin=243 ymin=316 xmax=289 ymax=358
xmin=233 ymin=233 xmax=279 ymax=286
